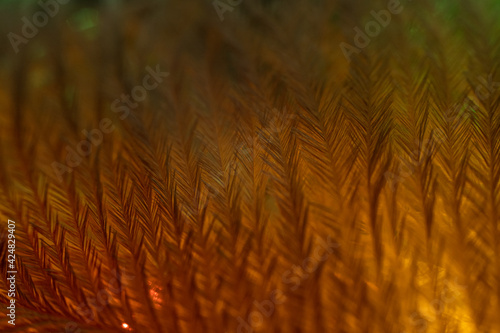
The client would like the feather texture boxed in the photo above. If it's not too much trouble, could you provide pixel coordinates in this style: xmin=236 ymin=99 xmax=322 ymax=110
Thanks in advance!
xmin=0 ymin=0 xmax=499 ymax=332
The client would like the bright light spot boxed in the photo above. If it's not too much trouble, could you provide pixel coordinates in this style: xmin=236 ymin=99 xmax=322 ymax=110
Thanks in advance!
xmin=122 ymin=323 xmax=129 ymax=329
xmin=147 ymin=282 xmax=163 ymax=305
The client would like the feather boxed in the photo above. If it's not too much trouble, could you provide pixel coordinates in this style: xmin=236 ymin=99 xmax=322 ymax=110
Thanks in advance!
xmin=0 ymin=0 xmax=499 ymax=332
